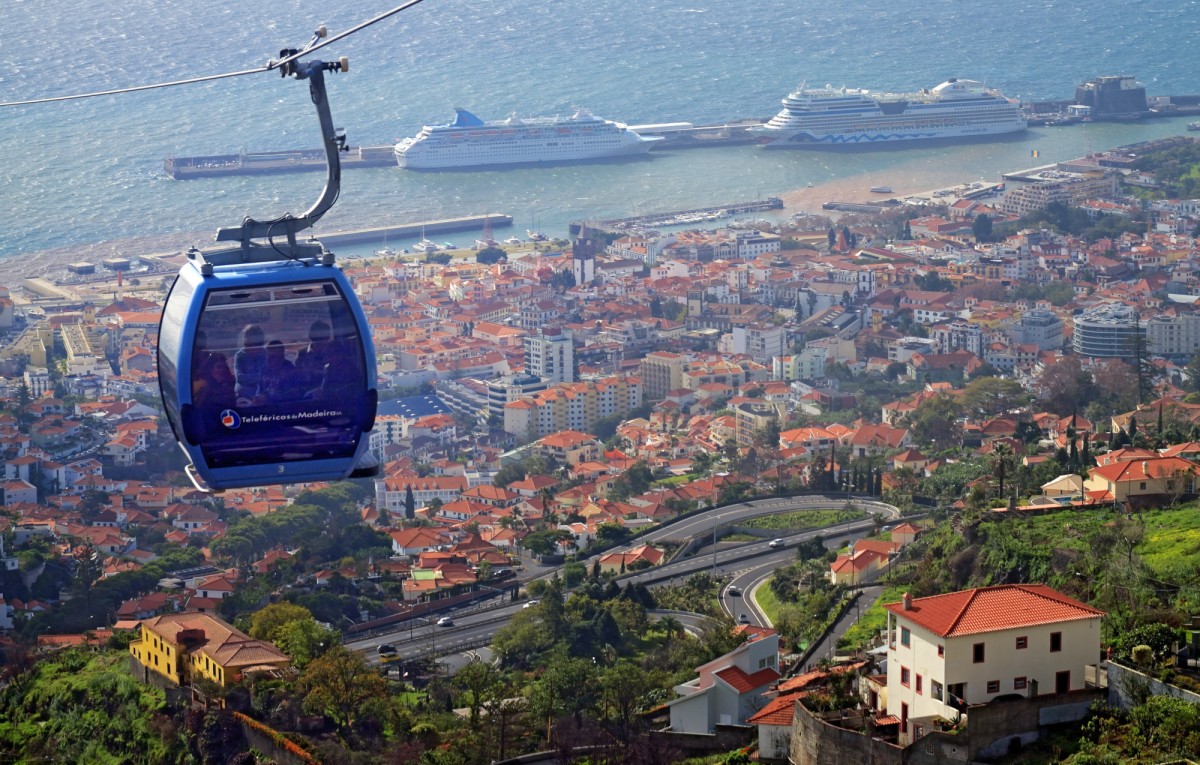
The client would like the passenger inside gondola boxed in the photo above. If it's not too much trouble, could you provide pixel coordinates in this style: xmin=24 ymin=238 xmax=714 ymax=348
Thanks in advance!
xmin=192 ymin=330 xmax=235 ymax=410
xmin=233 ymin=323 xmax=267 ymax=403
xmin=260 ymin=340 xmax=298 ymax=400
xmin=296 ymin=320 xmax=334 ymax=394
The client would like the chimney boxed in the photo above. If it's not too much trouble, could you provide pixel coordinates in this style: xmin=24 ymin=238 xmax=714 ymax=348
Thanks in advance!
xmin=902 ymin=592 xmax=913 ymax=611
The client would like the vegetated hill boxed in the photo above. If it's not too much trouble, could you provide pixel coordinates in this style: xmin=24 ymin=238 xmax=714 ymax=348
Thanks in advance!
xmin=892 ymin=504 xmax=1200 ymax=637
xmin=0 ymin=649 xmax=192 ymax=764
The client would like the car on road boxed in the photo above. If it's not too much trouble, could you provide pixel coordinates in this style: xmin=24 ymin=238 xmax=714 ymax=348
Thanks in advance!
xmin=768 ymin=538 xmax=785 ymax=549
xmin=377 ymin=643 xmax=397 ymax=655
xmin=523 ymin=599 xmax=540 ymax=609
xmin=727 ymin=586 xmax=741 ymax=597
xmin=436 ymin=616 xmax=454 ymax=627
xmin=738 ymin=613 xmax=750 ymax=624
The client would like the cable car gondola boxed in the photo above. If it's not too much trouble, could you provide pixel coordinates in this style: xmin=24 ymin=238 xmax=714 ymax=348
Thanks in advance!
xmin=157 ymin=44 xmax=377 ymax=491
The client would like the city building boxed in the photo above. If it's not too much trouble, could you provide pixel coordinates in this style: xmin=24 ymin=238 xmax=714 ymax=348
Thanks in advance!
xmin=885 ymin=584 xmax=1103 ymax=746
xmin=1145 ymin=311 xmax=1200 ymax=359
xmin=1009 ymin=308 xmax=1064 ymax=351
xmin=503 ymin=375 xmax=642 ymax=440
xmin=129 ymin=612 xmax=290 ymax=689
xmin=667 ymin=627 xmax=780 ymax=734
xmin=640 ymin=351 xmax=688 ymax=401
xmin=999 ymin=173 xmax=1119 ymax=217
xmin=1072 ymin=303 xmax=1143 ymax=359
xmin=524 ymin=326 xmax=574 ymax=384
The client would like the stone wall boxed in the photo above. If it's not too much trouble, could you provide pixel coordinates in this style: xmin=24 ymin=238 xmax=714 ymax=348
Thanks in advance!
xmin=789 ymin=702 xmax=903 ymax=765
xmin=653 ymin=723 xmax=755 ymax=754
xmin=1107 ymin=661 xmax=1200 ymax=709
xmin=788 ymin=689 xmax=1104 ymax=765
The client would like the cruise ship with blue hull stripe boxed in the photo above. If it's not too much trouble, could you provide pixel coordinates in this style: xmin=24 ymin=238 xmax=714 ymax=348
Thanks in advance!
xmin=755 ymin=78 xmax=1026 ymax=147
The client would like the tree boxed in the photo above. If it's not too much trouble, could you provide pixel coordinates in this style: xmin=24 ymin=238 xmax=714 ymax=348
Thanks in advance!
xmin=527 ymin=652 xmax=600 ymax=732
xmin=990 ymin=442 xmax=1014 ymax=500
xmin=300 ymin=645 xmax=388 ymax=734
xmin=454 ymin=659 xmax=503 ymax=730
xmin=961 ymin=376 xmax=1028 ymax=419
xmin=404 ymin=484 xmax=416 ymax=519
xmin=275 ymin=617 xmax=340 ymax=668
xmin=475 ymin=246 xmax=507 ymax=264
xmin=248 ymin=602 xmax=313 ymax=641
xmin=601 ymin=659 xmax=653 ymax=743
xmin=908 ymin=394 xmax=962 ymax=451
xmin=1036 ymin=356 xmax=1098 ymax=415
xmin=972 ymin=213 xmax=994 ymax=243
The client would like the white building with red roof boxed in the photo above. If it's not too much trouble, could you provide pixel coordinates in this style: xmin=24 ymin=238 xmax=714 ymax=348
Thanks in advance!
xmin=884 ymin=584 xmax=1104 ymax=746
xmin=667 ymin=627 xmax=780 ymax=734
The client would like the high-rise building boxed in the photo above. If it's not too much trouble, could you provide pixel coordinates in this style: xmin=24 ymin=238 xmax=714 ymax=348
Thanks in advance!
xmin=524 ymin=326 xmax=574 ymax=384
xmin=1072 ymin=304 xmax=1143 ymax=359
xmin=640 ymin=351 xmax=688 ymax=400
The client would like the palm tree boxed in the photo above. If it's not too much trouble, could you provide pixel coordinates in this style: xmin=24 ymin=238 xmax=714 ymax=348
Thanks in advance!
xmin=991 ymin=442 xmax=1014 ymax=500
xmin=658 ymin=615 xmax=684 ymax=639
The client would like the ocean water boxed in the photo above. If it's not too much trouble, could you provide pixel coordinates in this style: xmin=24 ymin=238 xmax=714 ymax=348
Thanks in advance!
xmin=1 ymin=0 xmax=1199 ymax=259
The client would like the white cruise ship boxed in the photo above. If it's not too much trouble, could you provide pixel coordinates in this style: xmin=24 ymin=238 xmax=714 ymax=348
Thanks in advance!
xmin=754 ymin=78 xmax=1026 ymax=147
xmin=395 ymin=108 xmax=663 ymax=169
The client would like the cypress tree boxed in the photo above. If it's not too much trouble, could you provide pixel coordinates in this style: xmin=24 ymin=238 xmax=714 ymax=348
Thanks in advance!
xmin=404 ymin=484 xmax=415 ymax=519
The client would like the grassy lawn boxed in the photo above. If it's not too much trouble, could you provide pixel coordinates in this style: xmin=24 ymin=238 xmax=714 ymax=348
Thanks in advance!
xmin=754 ymin=580 xmax=781 ymax=625
xmin=739 ymin=509 xmax=866 ymax=532
xmin=652 ymin=474 xmax=696 ymax=487
xmin=722 ymin=533 xmax=759 ymax=542
xmin=1136 ymin=503 xmax=1200 ymax=575
xmin=993 ymin=503 xmax=1200 ymax=578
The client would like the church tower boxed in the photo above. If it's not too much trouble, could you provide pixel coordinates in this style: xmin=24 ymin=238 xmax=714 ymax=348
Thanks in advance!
xmin=572 ymin=225 xmax=597 ymax=287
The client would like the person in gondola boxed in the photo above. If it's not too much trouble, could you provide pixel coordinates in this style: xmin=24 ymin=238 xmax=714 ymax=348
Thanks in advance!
xmin=296 ymin=320 xmax=334 ymax=395
xmin=192 ymin=330 xmax=235 ymax=410
xmin=260 ymin=339 xmax=298 ymax=400
xmin=233 ymin=324 xmax=267 ymax=404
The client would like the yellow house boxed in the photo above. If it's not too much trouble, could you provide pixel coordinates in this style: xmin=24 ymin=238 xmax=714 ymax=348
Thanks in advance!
xmin=130 ymin=612 xmax=290 ymax=688
xmin=598 ymin=544 xmax=665 ymax=575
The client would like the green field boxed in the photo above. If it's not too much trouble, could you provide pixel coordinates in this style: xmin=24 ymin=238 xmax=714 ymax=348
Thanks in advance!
xmin=754 ymin=580 xmax=781 ymax=623
xmin=738 ymin=509 xmax=867 ymax=532
xmin=1136 ymin=504 xmax=1200 ymax=575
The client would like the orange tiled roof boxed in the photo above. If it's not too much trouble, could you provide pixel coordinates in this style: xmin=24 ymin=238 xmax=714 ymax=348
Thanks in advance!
xmin=884 ymin=584 xmax=1104 ymax=638
xmin=746 ymin=690 xmax=805 ymax=726
xmin=714 ymin=665 xmax=780 ymax=694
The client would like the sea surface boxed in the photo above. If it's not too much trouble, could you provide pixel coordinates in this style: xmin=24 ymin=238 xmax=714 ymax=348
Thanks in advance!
xmin=1 ymin=0 xmax=1199 ymax=260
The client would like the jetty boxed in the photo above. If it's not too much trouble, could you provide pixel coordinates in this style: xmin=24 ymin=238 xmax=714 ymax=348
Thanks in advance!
xmin=583 ymin=197 xmax=784 ymax=234
xmin=319 ymin=214 xmax=513 ymax=247
xmin=164 ymin=145 xmax=395 ymax=180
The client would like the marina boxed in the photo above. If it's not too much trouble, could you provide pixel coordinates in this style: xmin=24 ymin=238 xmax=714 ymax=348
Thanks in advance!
xmin=584 ymin=197 xmax=784 ymax=234
xmin=317 ymin=214 xmax=513 ymax=248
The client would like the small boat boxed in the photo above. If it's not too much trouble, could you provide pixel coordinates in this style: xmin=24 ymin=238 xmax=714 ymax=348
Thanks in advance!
xmin=504 ymin=236 xmax=524 ymax=245
xmin=414 ymin=239 xmax=442 ymax=253
xmin=1188 ymin=121 xmax=1200 ymax=132
xmin=870 ymin=185 xmax=893 ymax=194
xmin=527 ymin=230 xmax=548 ymax=241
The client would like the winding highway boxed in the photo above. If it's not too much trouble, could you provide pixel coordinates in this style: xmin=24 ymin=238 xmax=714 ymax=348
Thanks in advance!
xmin=346 ymin=494 xmax=901 ymax=665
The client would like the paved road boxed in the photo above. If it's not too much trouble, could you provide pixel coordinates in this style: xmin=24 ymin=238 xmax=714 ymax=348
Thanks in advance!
xmin=349 ymin=495 xmax=900 ymax=659
xmin=802 ymin=584 xmax=884 ymax=669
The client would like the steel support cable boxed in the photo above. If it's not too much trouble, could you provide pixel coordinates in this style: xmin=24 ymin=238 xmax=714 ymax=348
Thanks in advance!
xmin=0 ymin=0 xmax=429 ymax=108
